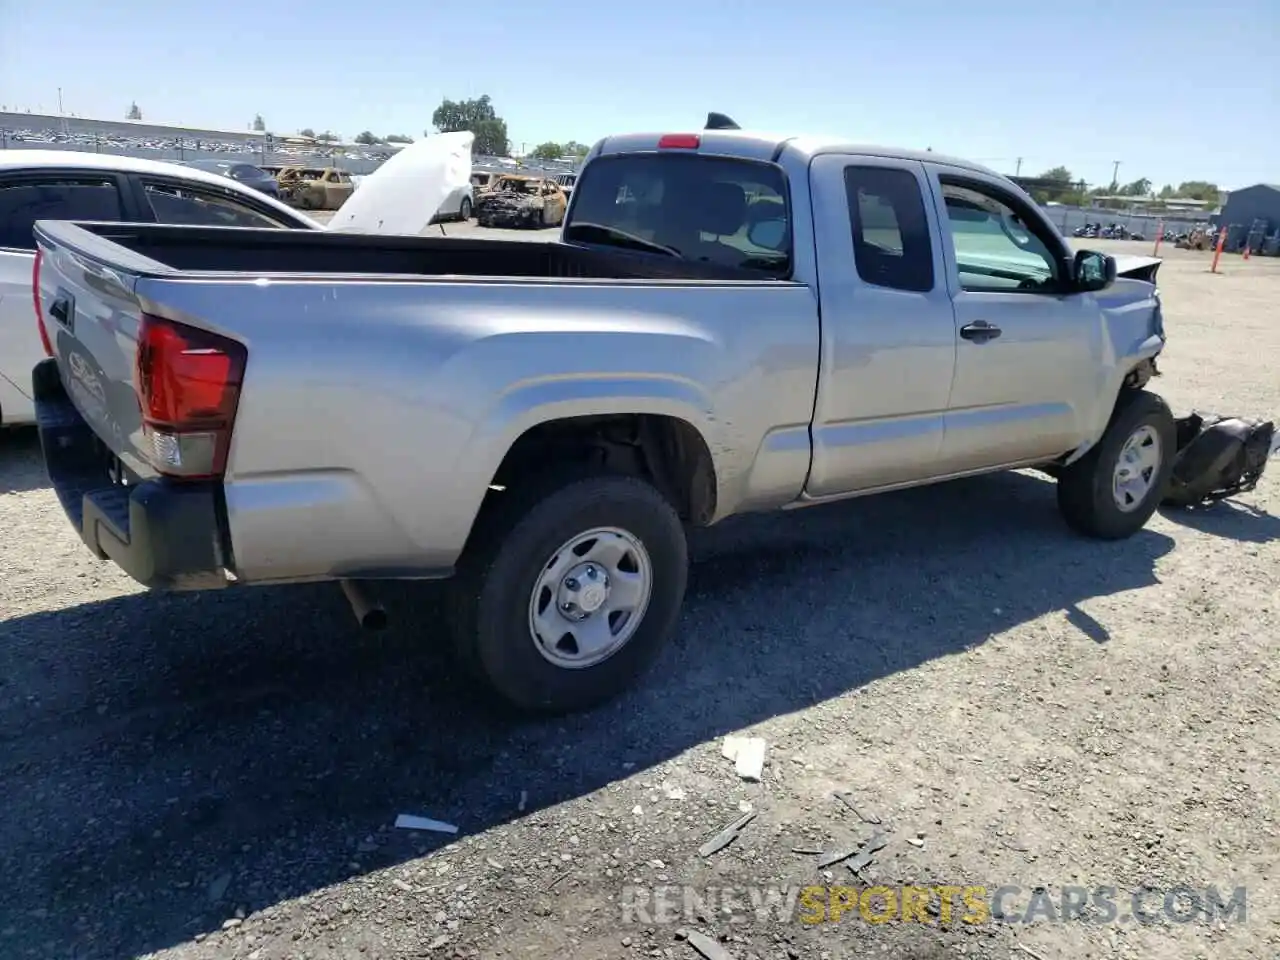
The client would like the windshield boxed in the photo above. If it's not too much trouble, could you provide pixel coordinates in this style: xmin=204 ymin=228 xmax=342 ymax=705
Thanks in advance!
xmin=564 ymin=153 xmax=791 ymax=278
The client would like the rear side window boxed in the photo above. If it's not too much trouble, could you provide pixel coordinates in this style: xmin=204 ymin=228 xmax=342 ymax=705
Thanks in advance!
xmin=142 ymin=182 xmax=292 ymax=228
xmin=843 ymin=166 xmax=934 ymax=293
xmin=0 ymin=178 xmax=123 ymax=250
xmin=565 ymin=153 xmax=791 ymax=278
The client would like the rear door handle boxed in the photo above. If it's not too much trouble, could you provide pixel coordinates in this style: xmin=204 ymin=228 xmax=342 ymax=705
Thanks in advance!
xmin=960 ymin=320 xmax=1001 ymax=342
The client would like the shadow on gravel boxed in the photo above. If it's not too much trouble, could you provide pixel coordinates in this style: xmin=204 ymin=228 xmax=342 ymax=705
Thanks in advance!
xmin=0 ymin=469 xmax=1175 ymax=957
xmin=0 ymin=428 xmax=46 ymax=495
xmin=1159 ymin=500 xmax=1280 ymax=543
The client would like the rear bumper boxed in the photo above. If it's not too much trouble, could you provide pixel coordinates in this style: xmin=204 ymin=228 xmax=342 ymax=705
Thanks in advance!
xmin=32 ymin=358 xmax=230 ymax=591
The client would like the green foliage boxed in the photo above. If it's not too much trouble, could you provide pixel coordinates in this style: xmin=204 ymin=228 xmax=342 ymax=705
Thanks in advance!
xmin=430 ymin=95 xmax=510 ymax=156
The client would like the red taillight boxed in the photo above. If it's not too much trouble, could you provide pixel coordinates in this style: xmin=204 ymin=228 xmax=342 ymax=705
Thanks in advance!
xmin=134 ymin=314 xmax=246 ymax=479
xmin=32 ymin=249 xmax=54 ymax=357
xmin=657 ymin=134 xmax=700 ymax=150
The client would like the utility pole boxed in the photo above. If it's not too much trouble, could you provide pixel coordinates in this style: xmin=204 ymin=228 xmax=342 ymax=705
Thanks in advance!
xmin=57 ymin=88 xmax=63 ymax=114
xmin=1111 ymin=160 xmax=1121 ymax=189
xmin=1015 ymin=157 xmax=1023 ymax=175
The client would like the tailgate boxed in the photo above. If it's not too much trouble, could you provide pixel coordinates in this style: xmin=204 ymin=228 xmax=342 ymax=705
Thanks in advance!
xmin=33 ymin=220 xmax=163 ymax=478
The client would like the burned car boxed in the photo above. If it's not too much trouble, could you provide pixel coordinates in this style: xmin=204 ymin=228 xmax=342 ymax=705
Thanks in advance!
xmin=473 ymin=174 xmax=567 ymax=229
xmin=277 ymin=165 xmax=356 ymax=211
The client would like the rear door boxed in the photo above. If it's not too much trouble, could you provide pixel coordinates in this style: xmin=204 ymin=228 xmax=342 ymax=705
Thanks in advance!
xmin=806 ymin=155 xmax=957 ymax=496
xmin=0 ymin=170 xmax=137 ymax=423
xmin=924 ymin=165 xmax=1102 ymax=471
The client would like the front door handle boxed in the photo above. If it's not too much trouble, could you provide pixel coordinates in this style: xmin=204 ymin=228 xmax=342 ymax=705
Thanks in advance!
xmin=960 ymin=320 xmax=1001 ymax=342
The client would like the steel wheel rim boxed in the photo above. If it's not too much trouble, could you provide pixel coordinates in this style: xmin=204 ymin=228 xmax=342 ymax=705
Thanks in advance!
xmin=1112 ymin=424 xmax=1162 ymax=512
xmin=527 ymin=526 xmax=653 ymax=670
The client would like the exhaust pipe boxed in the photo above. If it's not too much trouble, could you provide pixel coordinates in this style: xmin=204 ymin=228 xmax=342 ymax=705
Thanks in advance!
xmin=340 ymin=579 xmax=388 ymax=631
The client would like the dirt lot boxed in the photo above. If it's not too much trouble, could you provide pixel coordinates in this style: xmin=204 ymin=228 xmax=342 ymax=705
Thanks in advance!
xmin=1 ymin=239 xmax=1277 ymax=960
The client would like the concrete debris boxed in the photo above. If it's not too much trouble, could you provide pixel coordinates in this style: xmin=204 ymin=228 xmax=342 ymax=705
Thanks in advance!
xmin=721 ymin=736 xmax=767 ymax=781
xmin=845 ymin=830 xmax=890 ymax=876
xmin=833 ymin=790 xmax=881 ymax=824
xmin=698 ymin=811 xmax=756 ymax=858
xmin=678 ymin=928 xmax=738 ymax=960
xmin=394 ymin=814 xmax=459 ymax=834
xmin=816 ymin=843 xmax=864 ymax=869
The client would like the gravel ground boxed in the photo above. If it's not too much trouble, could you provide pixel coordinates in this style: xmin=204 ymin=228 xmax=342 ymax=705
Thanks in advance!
xmin=1 ymin=238 xmax=1277 ymax=960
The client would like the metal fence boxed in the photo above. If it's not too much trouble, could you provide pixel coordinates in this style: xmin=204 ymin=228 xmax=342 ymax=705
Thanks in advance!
xmin=1 ymin=127 xmax=1213 ymax=236
xmin=1041 ymin=205 xmax=1209 ymax=239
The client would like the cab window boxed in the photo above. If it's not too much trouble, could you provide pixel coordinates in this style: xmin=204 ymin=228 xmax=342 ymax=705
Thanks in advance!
xmin=565 ymin=153 xmax=791 ymax=278
xmin=939 ymin=180 xmax=1062 ymax=292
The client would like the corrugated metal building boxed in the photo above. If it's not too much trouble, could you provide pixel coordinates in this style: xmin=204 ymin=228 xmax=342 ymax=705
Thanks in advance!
xmin=1219 ymin=183 xmax=1280 ymax=228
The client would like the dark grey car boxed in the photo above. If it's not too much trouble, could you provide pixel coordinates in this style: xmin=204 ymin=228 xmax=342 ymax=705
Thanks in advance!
xmin=181 ymin=159 xmax=280 ymax=198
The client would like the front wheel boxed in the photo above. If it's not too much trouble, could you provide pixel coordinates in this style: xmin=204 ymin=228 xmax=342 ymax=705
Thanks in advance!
xmin=1057 ymin=390 xmax=1176 ymax=539
xmin=459 ymin=197 xmax=472 ymax=221
xmin=451 ymin=473 xmax=688 ymax=713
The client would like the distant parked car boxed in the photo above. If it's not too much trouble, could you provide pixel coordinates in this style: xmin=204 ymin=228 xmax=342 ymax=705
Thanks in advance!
xmin=432 ymin=182 xmax=474 ymax=222
xmin=181 ymin=159 xmax=281 ymax=198
xmin=0 ymin=150 xmax=318 ymax=429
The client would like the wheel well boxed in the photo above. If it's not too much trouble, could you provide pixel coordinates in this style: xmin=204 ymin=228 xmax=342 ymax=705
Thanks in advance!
xmin=490 ymin=414 xmax=717 ymax=524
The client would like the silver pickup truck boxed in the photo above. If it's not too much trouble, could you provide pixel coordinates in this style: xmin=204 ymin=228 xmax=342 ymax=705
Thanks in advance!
xmin=31 ymin=123 xmax=1170 ymax=714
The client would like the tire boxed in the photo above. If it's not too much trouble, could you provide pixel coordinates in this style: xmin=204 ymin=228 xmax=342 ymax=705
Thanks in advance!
xmin=1056 ymin=390 xmax=1176 ymax=539
xmin=459 ymin=197 xmax=472 ymax=221
xmin=450 ymin=472 xmax=688 ymax=714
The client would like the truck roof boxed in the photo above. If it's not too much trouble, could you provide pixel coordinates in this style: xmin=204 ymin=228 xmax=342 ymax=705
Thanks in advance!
xmin=596 ymin=129 xmax=1003 ymax=180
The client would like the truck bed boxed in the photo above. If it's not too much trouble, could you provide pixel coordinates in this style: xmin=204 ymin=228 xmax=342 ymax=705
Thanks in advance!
xmin=35 ymin=221 xmax=773 ymax=283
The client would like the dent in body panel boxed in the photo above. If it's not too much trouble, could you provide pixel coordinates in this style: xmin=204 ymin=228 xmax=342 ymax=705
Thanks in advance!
xmin=1065 ymin=279 xmax=1164 ymax=461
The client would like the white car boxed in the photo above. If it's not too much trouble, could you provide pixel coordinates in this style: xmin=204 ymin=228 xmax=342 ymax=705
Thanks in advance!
xmin=0 ymin=151 xmax=320 ymax=428
xmin=3 ymin=134 xmax=475 ymax=428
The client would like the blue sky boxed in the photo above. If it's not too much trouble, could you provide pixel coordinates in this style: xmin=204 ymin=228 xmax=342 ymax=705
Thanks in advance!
xmin=2 ymin=0 xmax=1276 ymax=189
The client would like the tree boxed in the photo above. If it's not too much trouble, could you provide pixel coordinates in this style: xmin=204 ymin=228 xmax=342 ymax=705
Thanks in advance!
xmin=430 ymin=95 xmax=509 ymax=157
xmin=562 ymin=140 xmax=590 ymax=159
xmin=253 ymin=114 xmax=266 ymax=132
xmin=1176 ymin=181 xmax=1220 ymax=206
xmin=126 ymin=102 xmax=142 ymax=121
xmin=385 ymin=133 xmax=414 ymax=144
xmin=299 ymin=127 xmax=316 ymax=138
xmin=354 ymin=131 xmax=381 ymax=145
xmin=1033 ymin=167 xmax=1077 ymax=204
xmin=1158 ymin=184 xmax=1175 ymax=199
xmin=531 ymin=141 xmax=563 ymax=161
xmin=1122 ymin=177 xmax=1152 ymax=197
xmin=316 ymin=131 xmax=338 ymax=142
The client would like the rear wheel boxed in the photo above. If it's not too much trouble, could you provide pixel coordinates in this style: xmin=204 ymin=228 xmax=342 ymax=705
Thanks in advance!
xmin=1057 ymin=390 xmax=1175 ymax=539
xmin=450 ymin=472 xmax=688 ymax=713
xmin=459 ymin=197 xmax=472 ymax=221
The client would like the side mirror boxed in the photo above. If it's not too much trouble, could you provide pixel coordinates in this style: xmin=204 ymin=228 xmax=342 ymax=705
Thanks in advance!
xmin=747 ymin=218 xmax=787 ymax=251
xmin=1074 ymin=250 xmax=1117 ymax=292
